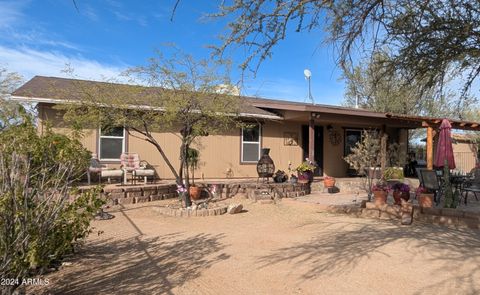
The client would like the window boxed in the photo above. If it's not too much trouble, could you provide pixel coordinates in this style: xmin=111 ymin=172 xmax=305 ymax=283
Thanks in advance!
xmin=344 ymin=129 xmax=362 ymax=156
xmin=241 ymin=124 xmax=261 ymax=163
xmin=99 ymin=127 xmax=125 ymax=160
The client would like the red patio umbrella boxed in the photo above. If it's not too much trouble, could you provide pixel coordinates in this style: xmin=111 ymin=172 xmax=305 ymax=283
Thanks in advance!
xmin=434 ymin=119 xmax=456 ymax=169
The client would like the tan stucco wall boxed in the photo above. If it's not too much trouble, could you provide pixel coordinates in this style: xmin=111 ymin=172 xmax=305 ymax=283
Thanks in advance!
xmin=39 ymin=104 xmax=408 ymax=179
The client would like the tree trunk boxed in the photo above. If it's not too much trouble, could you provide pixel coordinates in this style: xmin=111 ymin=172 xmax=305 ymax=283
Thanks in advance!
xmin=183 ymin=142 xmax=191 ymax=207
xmin=144 ymin=137 xmax=179 ymax=181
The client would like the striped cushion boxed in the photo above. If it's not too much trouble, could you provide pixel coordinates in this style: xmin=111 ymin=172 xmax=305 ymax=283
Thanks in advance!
xmin=120 ymin=153 xmax=140 ymax=170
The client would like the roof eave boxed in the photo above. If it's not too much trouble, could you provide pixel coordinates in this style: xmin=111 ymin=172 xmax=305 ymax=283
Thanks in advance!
xmin=11 ymin=95 xmax=284 ymax=120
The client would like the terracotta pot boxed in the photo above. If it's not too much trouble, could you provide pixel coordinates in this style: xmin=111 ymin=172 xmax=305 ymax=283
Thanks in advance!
xmin=324 ymin=178 xmax=336 ymax=188
xmin=189 ymin=186 xmax=202 ymax=200
xmin=401 ymin=191 xmax=410 ymax=202
xmin=418 ymin=193 xmax=434 ymax=208
xmin=393 ymin=191 xmax=402 ymax=205
xmin=373 ymin=190 xmax=387 ymax=206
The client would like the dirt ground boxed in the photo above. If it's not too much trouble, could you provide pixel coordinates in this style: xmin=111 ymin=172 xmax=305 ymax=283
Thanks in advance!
xmin=31 ymin=197 xmax=480 ymax=295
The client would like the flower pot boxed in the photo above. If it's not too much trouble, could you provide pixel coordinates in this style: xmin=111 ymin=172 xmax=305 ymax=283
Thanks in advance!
xmin=298 ymin=171 xmax=313 ymax=183
xmin=324 ymin=178 xmax=336 ymax=188
xmin=401 ymin=191 xmax=410 ymax=202
xmin=393 ymin=191 xmax=402 ymax=205
xmin=373 ymin=190 xmax=387 ymax=206
xmin=418 ymin=193 xmax=434 ymax=208
xmin=393 ymin=191 xmax=409 ymax=205
xmin=189 ymin=186 xmax=202 ymax=200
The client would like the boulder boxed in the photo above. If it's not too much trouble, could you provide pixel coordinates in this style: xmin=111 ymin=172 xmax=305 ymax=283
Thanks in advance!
xmin=227 ymin=203 xmax=243 ymax=214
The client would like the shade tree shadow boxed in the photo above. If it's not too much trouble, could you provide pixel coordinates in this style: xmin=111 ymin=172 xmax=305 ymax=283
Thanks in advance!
xmin=257 ymin=217 xmax=480 ymax=292
xmin=44 ymin=232 xmax=229 ymax=294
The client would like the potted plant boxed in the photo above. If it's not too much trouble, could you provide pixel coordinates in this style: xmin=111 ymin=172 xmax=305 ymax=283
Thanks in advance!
xmin=273 ymin=170 xmax=288 ymax=183
xmin=416 ymin=186 xmax=434 ymax=208
xmin=295 ymin=159 xmax=317 ymax=183
xmin=323 ymin=175 xmax=336 ymax=188
xmin=392 ymin=183 xmax=410 ymax=205
xmin=384 ymin=167 xmax=404 ymax=183
xmin=187 ymin=148 xmax=202 ymax=200
xmin=372 ymin=181 xmax=391 ymax=206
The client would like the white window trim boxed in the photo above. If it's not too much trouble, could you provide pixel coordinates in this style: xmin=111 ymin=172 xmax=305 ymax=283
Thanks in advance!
xmin=241 ymin=124 xmax=261 ymax=163
xmin=98 ymin=127 xmax=126 ymax=161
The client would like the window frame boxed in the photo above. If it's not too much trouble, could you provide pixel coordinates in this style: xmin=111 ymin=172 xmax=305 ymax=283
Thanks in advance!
xmin=241 ymin=123 xmax=262 ymax=164
xmin=98 ymin=127 xmax=126 ymax=161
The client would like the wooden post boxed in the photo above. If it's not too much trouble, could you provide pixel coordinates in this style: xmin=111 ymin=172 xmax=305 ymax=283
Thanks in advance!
xmin=309 ymin=117 xmax=315 ymax=161
xmin=427 ymin=126 xmax=433 ymax=169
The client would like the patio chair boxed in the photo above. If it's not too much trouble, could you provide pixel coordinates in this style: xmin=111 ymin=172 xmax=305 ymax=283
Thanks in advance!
xmin=460 ymin=168 xmax=480 ymax=205
xmin=87 ymin=154 xmax=105 ymax=185
xmin=416 ymin=168 xmax=429 ymax=187
xmin=120 ymin=153 xmax=155 ymax=184
xmin=420 ymin=170 xmax=442 ymax=204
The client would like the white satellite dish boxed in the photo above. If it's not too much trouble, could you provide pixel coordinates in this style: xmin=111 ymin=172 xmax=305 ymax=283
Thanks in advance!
xmin=304 ymin=69 xmax=311 ymax=79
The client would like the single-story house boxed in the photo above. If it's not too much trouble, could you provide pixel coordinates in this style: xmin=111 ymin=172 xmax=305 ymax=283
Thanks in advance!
xmin=11 ymin=76 xmax=480 ymax=179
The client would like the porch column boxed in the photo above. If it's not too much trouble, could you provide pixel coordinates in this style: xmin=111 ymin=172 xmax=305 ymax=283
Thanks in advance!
xmin=426 ymin=126 xmax=433 ymax=169
xmin=380 ymin=125 xmax=387 ymax=171
xmin=309 ymin=117 xmax=314 ymax=161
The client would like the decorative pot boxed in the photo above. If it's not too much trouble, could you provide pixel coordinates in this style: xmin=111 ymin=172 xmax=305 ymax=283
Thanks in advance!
xmin=257 ymin=148 xmax=275 ymax=178
xmin=418 ymin=193 xmax=434 ymax=208
xmin=393 ymin=191 xmax=402 ymax=205
xmin=401 ymin=191 xmax=410 ymax=202
xmin=324 ymin=178 xmax=336 ymax=188
xmin=373 ymin=190 xmax=387 ymax=206
xmin=189 ymin=186 xmax=202 ymax=200
xmin=297 ymin=171 xmax=313 ymax=183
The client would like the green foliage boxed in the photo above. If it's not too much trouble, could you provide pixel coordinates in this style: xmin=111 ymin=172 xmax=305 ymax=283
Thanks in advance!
xmin=0 ymin=106 xmax=103 ymax=293
xmin=186 ymin=147 xmax=200 ymax=185
xmin=295 ymin=160 xmax=317 ymax=172
xmin=383 ymin=167 xmax=404 ymax=181
xmin=60 ymin=51 xmax=242 ymax=207
xmin=215 ymin=1 xmax=480 ymax=108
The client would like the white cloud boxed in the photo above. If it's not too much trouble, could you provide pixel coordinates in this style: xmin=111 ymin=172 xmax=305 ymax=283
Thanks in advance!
xmin=0 ymin=45 xmax=128 ymax=81
xmin=0 ymin=0 xmax=28 ymax=28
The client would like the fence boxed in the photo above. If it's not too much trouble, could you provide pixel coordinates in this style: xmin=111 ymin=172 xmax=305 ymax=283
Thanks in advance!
xmin=453 ymin=152 xmax=477 ymax=173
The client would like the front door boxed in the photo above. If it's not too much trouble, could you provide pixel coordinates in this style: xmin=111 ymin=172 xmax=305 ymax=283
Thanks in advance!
xmin=301 ymin=125 xmax=324 ymax=176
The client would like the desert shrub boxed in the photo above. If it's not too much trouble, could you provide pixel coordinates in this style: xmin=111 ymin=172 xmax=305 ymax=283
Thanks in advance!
xmin=0 ymin=113 xmax=103 ymax=294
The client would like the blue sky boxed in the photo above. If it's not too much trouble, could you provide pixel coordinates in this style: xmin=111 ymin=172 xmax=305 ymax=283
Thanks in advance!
xmin=0 ymin=0 xmax=346 ymax=104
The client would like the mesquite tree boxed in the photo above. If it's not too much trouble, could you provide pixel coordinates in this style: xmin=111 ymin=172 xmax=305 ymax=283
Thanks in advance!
xmin=212 ymin=0 xmax=480 ymax=112
xmin=61 ymin=52 xmax=242 ymax=207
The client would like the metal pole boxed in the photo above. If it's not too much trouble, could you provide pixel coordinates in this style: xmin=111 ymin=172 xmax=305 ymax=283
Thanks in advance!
xmin=308 ymin=77 xmax=313 ymax=104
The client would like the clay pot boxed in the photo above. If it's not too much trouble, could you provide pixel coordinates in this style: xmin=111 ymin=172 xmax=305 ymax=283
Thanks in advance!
xmin=401 ymin=191 xmax=410 ymax=202
xmin=393 ymin=191 xmax=410 ymax=205
xmin=418 ymin=193 xmax=434 ymax=208
xmin=373 ymin=190 xmax=387 ymax=206
xmin=189 ymin=186 xmax=202 ymax=200
xmin=393 ymin=191 xmax=402 ymax=205
xmin=324 ymin=178 xmax=336 ymax=188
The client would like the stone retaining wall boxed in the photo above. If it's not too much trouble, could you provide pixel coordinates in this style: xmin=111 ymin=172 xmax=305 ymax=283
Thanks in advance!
xmin=82 ymin=184 xmax=178 ymax=206
xmin=327 ymin=202 xmax=480 ymax=229
xmin=78 ymin=182 xmax=311 ymax=206
xmin=311 ymin=178 xmax=420 ymax=193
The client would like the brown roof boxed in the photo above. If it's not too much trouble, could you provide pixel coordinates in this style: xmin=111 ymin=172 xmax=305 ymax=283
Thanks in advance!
xmin=12 ymin=76 xmax=480 ymax=130
xmin=451 ymin=133 xmax=479 ymax=142
xmin=12 ymin=76 xmax=281 ymax=119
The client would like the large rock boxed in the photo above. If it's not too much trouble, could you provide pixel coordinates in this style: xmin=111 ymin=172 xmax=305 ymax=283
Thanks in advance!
xmin=227 ymin=203 xmax=243 ymax=214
